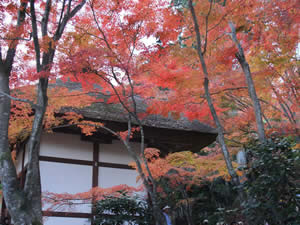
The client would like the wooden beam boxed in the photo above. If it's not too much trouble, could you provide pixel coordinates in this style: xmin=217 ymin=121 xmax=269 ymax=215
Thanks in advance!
xmin=39 ymin=156 xmax=93 ymax=166
xmin=99 ymin=162 xmax=135 ymax=170
xmin=42 ymin=211 xmax=92 ymax=218
xmin=39 ymin=155 xmax=134 ymax=170
xmin=42 ymin=211 xmax=118 ymax=219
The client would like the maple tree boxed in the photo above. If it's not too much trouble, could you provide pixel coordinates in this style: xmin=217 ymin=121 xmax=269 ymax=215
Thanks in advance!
xmin=147 ymin=0 xmax=297 ymax=133
xmin=1 ymin=0 xmax=181 ymax=223
xmin=0 ymin=0 xmax=85 ymax=224
xmin=1 ymin=0 xmax=183 ymax=224
xmin=49 ymin=1 xmax=187 ymax=224
xmin=139 ymin=0 xmax=298 ymax=177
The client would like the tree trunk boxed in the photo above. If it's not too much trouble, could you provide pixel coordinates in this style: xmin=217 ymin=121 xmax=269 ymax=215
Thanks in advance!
xmin=22 ymin=79 xmax=49 ymax=225
xmin=188 ymin=0 xmax=240 ymax=186
xmin=204 ymin=78 xmax=241 ymax=186
xmin=0 ymin=1 xmax=86 ymax=224
xmin=229 ymin=22 xmax=266 ymax=143
xmin=0 ymin=65 xmax=43 ymax=225
xmin=122 ymin=135 xmax=165 ymax=225
xmin=0 ymin=2 xmax=43 ymax=224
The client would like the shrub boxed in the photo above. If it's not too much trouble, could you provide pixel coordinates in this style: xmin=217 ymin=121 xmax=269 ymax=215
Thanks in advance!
xmin=242 ymin=137 xmax=300 ymax=224
xmin=93 ymin=191 xmax=152 ymax=225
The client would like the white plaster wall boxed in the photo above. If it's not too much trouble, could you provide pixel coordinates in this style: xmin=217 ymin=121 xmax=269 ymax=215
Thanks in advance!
xmin=98 ymin=167 xmax=140 ymax=189
xmin=99 ymin=140 xmax=141 ymax=164
xmin=43 ymin=217 xmax=90 ymax=225
xmin=40 ymin=161 xmax=92 ymax=213
xmin=40 ymin=133 xmax=93 ymax=160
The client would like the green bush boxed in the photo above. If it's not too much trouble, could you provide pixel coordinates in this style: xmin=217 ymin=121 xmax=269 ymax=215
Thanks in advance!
xmin=242 ymin=137 xmax=300 ymax=225
xmin=93 ymin=191 xmax=153 ymax=225
xmin=189 ymin=178 xmax=241 ymax=224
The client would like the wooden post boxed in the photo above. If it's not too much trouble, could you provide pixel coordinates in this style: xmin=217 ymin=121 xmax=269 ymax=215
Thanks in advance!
xmin=91 ymin=143 xmax=99 ymax=224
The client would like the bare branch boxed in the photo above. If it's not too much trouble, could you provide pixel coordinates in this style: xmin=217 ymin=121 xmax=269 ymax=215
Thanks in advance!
xmin=67 ymin=0 xmax=72 ymax=15
xmin=127 ymin=115 xmax=132 ymax=142
xmin=0 ymin=91 xmax=37 ymax=108
xmin=58 ymin=0 xmax=67 ymax=28
xmin=74 ymin=25 xmax=105 ymax=42
xmin=203 ymin=86 xmax=248 ymax=97
xmin=54 ymin=0 xmax=87 ymax=41
xmin=41 ymin=0 xmax=52 ymax=36
xmin=124 ymin=69 xmax=137 ymax=115
xmin=30 ymin=0 xmax=41 ymax=71
xmin=5 ymin=1 xmax=28 ymax=73
xmin=262 ymin=113 xmax=272 ymax=129
xmin=202 ymin=0 xmax=213 ymax=55
xmin=0 ymin=33 xmax=32 ymax=41
xmin=90 ymin=1 xmax=114 ymax=53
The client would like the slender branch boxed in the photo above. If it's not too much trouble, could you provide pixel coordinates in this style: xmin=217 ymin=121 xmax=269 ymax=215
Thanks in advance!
xmin=110 ymin=67 xmax=124 ymax=89
xmin=58 ymin=0 xmax=67 ymax=28
xmin=267 ymin=78 xmax=297 ymax=124
xmin=262 ymin=113 xmax=272 ymax=129
xmin=89 ymin=0 xmax=126 ymax=69
xmin=67 ymin=0 xmax=72 ymax=15
xmin=96 ymin=72 xmax=137 ymax=121
xmin=90 ymin=1 xmax=114 ymax=53
xmin=41 ymin=0 xmax=52 ymax=36
xmin=125 ymin=69 xmax=137 ymax=116
xmin=225 ymin=93 xmax=250 ymax=109
xmin=30 ymin=0 xmax=41 ymax=71
xmin=202 ymin=0 xmax=213 ymax=55
xmin=228 ymin=21 xmax=266 ymax=142
xmin=74 ymin=25 xmax=105 ymax=41
xmin=54 ymin=0 xmax=86 ymax=41
xmin=116 ymin=13 xmax=132 ymax=56
xmin=0 ymin=91 xmax=37 ymax=108
xmin=0 ymin=34 xmax=32 ymax=41
xmin=139 ymin=124 xmax=156 ymax=190
xmin=258 ymin=98 xmax=283 ymax=113
xmin=126 ymin=22 xmax=142 ymax=66
xmin=126 ymin=115 xmax=132 ymax=142
xmin=5 ymin=1 xmax=28 ymax=72
xmin=224 ymin=138 xmax=243 ymax=146
xmin=202 ymin=86 xmax=248 ymax=97
xmin=207 ymin=3 xmax=240 ymax=33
